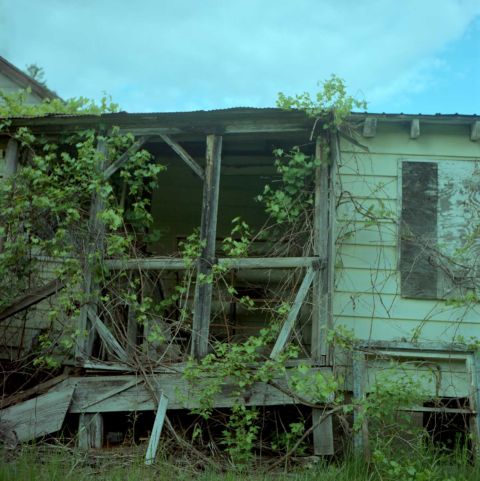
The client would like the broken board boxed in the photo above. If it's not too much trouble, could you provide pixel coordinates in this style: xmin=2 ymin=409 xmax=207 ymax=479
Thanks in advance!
xmin=0 ymin=385 xmax=74 ymax=442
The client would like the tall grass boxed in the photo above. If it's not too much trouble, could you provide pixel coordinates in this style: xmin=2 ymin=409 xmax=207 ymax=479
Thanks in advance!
xmin=0 ymin=444 xmax=479 ymax=481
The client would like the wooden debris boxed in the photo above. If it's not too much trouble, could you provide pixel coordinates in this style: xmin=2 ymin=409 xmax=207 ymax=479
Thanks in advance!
xmin=145 ymin=392 xmax=169 ymax=465
xmin=88 ymin=308 xmax=128 ymax=362
xmin=0 ymin=386 xmax=74 ymax=442
xmin=0 ymin=373 xmax=69 ymax=409
xmin=0 ymin=279 xmax=64 ymax=323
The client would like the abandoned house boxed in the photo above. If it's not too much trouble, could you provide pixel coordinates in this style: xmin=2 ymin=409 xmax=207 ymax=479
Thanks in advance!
xmin=0 ymin=55 xmax=59 ymax=104
xmin=0 ymin=108 xmax=480 ymax=458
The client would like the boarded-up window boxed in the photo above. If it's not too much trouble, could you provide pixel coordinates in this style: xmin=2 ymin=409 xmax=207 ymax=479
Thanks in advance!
xmin=401 ymin=160 xmax=480 ymax=299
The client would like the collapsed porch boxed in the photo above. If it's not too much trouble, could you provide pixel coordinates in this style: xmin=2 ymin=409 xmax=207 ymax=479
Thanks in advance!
xmin=0 ymin=109 xmax=337 ymax=456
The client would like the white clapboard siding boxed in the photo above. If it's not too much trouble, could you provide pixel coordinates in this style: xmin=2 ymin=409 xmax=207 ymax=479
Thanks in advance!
xmin=339 ymin=174 xmax=398 ymax=200
xmin=335 ymin=126 xmax=480 ymax=358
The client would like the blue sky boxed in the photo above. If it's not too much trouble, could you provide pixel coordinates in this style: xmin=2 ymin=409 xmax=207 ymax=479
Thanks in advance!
xmin=0 ymin=0 xmax=479 ymax=114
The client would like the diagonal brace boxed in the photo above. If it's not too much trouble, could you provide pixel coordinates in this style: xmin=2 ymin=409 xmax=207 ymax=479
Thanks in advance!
xmin=103 ymin=136 xmax=149 ymax=180
xmin=87 ymin=307 xmax=128 ymax=362
xmin=160 ymin=134 xmax=205 ymax=180
xmin=270 ymin=266 xmax=316 ymax=359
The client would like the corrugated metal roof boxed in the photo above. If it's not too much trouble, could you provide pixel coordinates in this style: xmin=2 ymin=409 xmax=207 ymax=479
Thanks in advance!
xmin=4 ymin=108 xmax=478 ymax=122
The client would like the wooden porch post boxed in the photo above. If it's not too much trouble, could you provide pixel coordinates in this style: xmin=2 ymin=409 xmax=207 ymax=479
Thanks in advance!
xmin=4 ymin=138 xmax=19 ymax=177
xmin=75 ymin=135 xmax=108 ymax=362
xmin=78 ymin=413 xmax=103 ymax=449
xmin=0 ymin=139 xmax=19 ymax=253
xmin=191 ymin=134 xmax=222 ymax=360
xmin=311 ymin=135 xmax=334 ymax=455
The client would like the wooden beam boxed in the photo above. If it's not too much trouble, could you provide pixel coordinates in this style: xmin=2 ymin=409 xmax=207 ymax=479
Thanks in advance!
xmin=103 ymin=136 xmax=148 ymax=180
xmin=78 ymin=413 xmax=103 ymax=449
xmin=0 ymin=374 xmax=69 ymax=409
xmin=0 ymin=279 xmax=64 ymax=323
xmin=410 ymin=119 xmax=420 ymax=139
xmin=362 ymin=118 xmax=377 ymax=138
xmin=75 ymin=137 xmax=108 ymax=362
xmin=104 ymin=256 xmax=321 ymax=271
xmin=145 ymin=393 xmax=169 ymax=465
xmin=4 ymin=138 xmax=18 ymax=177
xmin=159 ymin=134 xmax=204 ymax=180
xmin=88 ymin=308 xmax=128 ymax=362
xmin=471 ymin=121 xmax=480 ymax=142
xmin=68 ymin=368 xmax=333 ymax=413
xmin=191 ymin=134 xmax=222 ymax=360
xmin=0 ymin=386 xmax=74 ymax=442
xmin=270 ymin=266 xmax=315 ymax=359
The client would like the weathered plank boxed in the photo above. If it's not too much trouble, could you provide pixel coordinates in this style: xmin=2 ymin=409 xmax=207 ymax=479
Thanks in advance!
xmin=0 ymin=279 xmax=64 ymax=322
xmin=103 ymin=136 xmax=149 ymax=180
xmin=78 ymin=412 xmax=103 ymax=449
xmin=0 ymin=386 xmax=74 ymax=442
xmin=68 ymin=368 xmax=332 ymax=413
xmin=105 ymin=256 xmax=320 ymax=271
xmin=88 ymin=308 xmax=128 ymax=362
xmin=312 ymin=410 xmax=334 ymax=455
xmin=410 ymin=119 xmax=420 ymax=139
xmin=0 ymin=373 xmax=69 ymax=409
xmin=145 ymin=393 xmax=168 ymax=465
xmin=270 ymin=266 xmax=316 ymax=359
xmin=160 ymin=134 xmax=204 ymax=180
xmin=191 ymin=134 xmax=222 ymax=359
xmin=80 ymin=378 xmax=140 ymax=411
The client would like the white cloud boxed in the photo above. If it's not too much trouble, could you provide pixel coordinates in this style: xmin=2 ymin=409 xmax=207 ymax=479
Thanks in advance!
xmin=0 ymin=0 xmax=479 ymax=112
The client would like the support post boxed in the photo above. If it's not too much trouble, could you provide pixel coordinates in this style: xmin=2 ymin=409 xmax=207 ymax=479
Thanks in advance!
xmin=0 ymin=139 xmax=19 ymax=253
xmin=75 ymin=136 xmax=108 ymax=362
xmin=311 ymin=136 xmax=329 ymax=361
xmin=191 ymin=134 xmax=222 ymax=359
xmin=145 ymin=393 xmax=169 ymax=465
xmin=311 ymin=135 xmax=334 ymax=455
xmin=353 ymin=351 xmax=369 ymax=459
xmin=468 ymin=352 xmax=480 ymax=456
xmin=78 ymin=413 xmax=103 ymax=449
xmin=4 ymin=138 xmax=19 ymax=177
